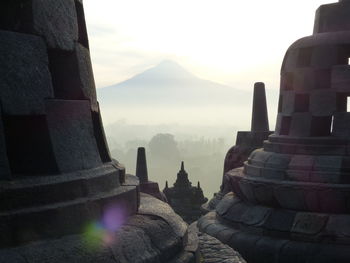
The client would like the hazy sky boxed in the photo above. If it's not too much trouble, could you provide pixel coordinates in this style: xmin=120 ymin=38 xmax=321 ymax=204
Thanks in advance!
xmin=84 ymin=0 xmax=333 ymax=90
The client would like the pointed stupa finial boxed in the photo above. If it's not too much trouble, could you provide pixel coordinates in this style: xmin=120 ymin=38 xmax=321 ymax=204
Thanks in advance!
xmin=197 ymin=181 xmax=201 ymax=188
xmin=165 ymin=181 xmax=169 ymax=188
xmin=251 ymin=82 xmax=269 ymax=132
xmin=136 ymin=147 xmax=148 ymax=184
xmin=181 ymin=161 xmax=185 ymax=171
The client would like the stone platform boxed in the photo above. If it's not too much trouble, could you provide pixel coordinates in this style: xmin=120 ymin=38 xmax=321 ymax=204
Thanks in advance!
xmin=199 ymin=192 xmax=350 ymax=263
xmin=0 ymin=193 xmax=197 ymax=263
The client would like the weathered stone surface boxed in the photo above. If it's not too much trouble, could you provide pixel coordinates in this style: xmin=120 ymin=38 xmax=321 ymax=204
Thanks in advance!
xmin=198 ymin=231 xmax=246 ymax=263
xmin=314 ymin=1 xmax=350 ymax=33
xmin=333 ymin=113 xmax=350 ymax=138
xmin=332 ymin=65 xmax=350 ymax=91
xmin=76 ymin=44 xmax=98 ymax=111
xmin=32 ymin=0 xmax=78 ymax=50
xmin=310 ymin=90 xmax=336 ymax=116
xmin=48 ymin=44 xmax=98 ymax=111
xmin=292 ymin=213 xmax=328 ymax=235
xmin=216 ymin=193 xmax=238 ymax=216
xmin=0 ymin=30 xmax=54 ymax=115
xmin=138 ymin=193 xmax=187 ymax=237
xmin=0 ymin=107 xmax=11 ymax=179
xmin=45 ymin=100 xmax=102 ymax=173
xmin=0 ymin=194 xmax=196 ymax=263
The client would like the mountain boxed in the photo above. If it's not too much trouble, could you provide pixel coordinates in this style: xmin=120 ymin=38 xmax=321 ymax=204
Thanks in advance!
xmin=97 ymin=60 xmax=251 ymax=107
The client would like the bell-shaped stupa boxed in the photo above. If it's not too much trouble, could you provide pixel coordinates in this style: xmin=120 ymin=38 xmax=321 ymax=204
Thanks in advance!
xmin=0 ymin=1 xmax=197 ymax=262
xmin=199 ymin=1 xmax=350 ymax=262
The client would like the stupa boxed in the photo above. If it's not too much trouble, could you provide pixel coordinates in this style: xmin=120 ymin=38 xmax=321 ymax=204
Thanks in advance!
xmin=0 ymin=1 xmax=197 ymax=262
xmin=135 ymin=147 xmax=167 ymax=201
xmin=204 ymin=82 xmax=272 ymax=211
xmin=164 ymin=162 xmax=208 ymax=224
xmin=199 ymin=1 xmax=350 ymax=262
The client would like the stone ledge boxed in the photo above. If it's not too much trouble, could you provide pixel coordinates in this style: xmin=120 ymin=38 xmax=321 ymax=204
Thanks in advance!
xmin=0 ymin=194 xmax=196 ymax=263
xmin=190 ymin=221 xmax=245 ymax=263
xmin=198 ymin=210 xmax=350 ymax=263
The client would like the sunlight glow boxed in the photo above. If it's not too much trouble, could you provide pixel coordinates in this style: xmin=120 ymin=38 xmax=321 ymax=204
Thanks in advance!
xmin=84 ymin=0 xmax=333 ymax=88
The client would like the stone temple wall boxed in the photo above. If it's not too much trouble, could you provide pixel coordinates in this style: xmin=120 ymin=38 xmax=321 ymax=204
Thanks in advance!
xmin=0 ymin=2 xmax=198 ymax=262
xmin=0 ymin=0 xmax=110 ymax=178
xmin=199 ymin=1 xmax=350 ymax=263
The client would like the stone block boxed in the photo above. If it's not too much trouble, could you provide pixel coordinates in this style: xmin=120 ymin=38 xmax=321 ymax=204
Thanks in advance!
xmin=341 ymin=157 xmax=350 ymax=173
xmin=240 ymin=206 xmax=271 ymax=226
xmin=32 ymin=0 xmax=78 ymax=50
xmin=310 ymin=90 xmax=336 ymax=116
xmin=279 ymin=241 xmax=317 ymax=263
xmin=244 ymin=164 xmax=261 ymax=177
xmin=309 ymin=171 xmax=341 ymax=184
xmin=293 ymin=69 xmax=314 ymax=92
xmin=91 ymin=107 xmax=112 ymax=163
xmin=313 ymin=156 xmax=342 ymax=172
xmin=275 ymin=114 xmax=283 ymax=135
xmin=281 ymin=91 xmax=295 ymax=114
xmin=238 ymin=180 xmax=257 ymax=203
xmin=263 ymin=210 xmax=296 ymax=233
xmin=282 ymin=49 xmax=298 ymax=72
xmin=48 ymin=44 xmax=98 ymax=111
xmin=0 ymin=108 xmax=11 ymax=179
xmin=223 ymin=202 xmax=249 ymax=223
xmin=310 ymin=115 xmax=332 ymax=136
xmin=286 ymin=170 xmax=310 ymax=182
xmin=215 ymin=229 xmax=237 ymax=244
xmin=126 ymin=215 xmax=182 ymax=261
xmin=331 ymin=65 xmax=350 ymax=91
xmin=139 ymin=193 xmax=187 ymax=237
xmin=0 ymin=0 xmax=78 ymax=50
xmin=302 ymin=69 xmax=316 ymax=91
xmin=305 ymin=190 xmax=320 ymax=212
xmin=333 ymin=113 xmax=350 ymax=138
xmin=216 ymin=193 xmax=239 ymax=216
xmin=45 ymin=100 xmax=102 ymax=173
xmin=260 ymin=167 xmax=285 ymax=180
xmin=265 ymin=153 xmax=291 ymax=170
xmin=314 ymin=69 xmax=332 ymax=90
xmin=289 ymin=155 xmax=314 ymax=170
xmin=297 ymin=47 xmax=313 ymax=68
xmin=289 ymin=113 xmax=312 ymax=137
xmin=326 ymin=215 xmax=350 ymax=237
xmin=76 ymin=44 xmax=98 ymax=111
xmin=3 ymin=114 xmax=59 ymax=175
xmin=205 ymin=224 xmax=228 ymax=237
xmin=314 ymin=1 xmax=350 ymax=33
xmin=311 ymin=45 xmax=338 ymax=68
xmin=253 ymin=184 xmax=278 ymax=206
xmin=249 ymin=150 xmax=273 ymax=167
xmin=0 ymin=30 xmax=54 ymax=115
xmin=74 ymin=0 xmax=90 ymax=49
xmin=0 ymin=251 xmax=26 ymax=263
xmin=294 ymin=93 xmax=310 ymax=112
xmin=291 ymin=213 xmax=328 ymax=235
xmin=279 ymin=143 xmax=296 ymax=154
xmin=319 ymin=189 xmax=348 ymax=213
xmin=274 ymin=186 xmax=306 ymax=210
xmin=252 ymin=237 xmax=288 ymax=263
xmin=228 ymin=232 xmax=260 ymax=263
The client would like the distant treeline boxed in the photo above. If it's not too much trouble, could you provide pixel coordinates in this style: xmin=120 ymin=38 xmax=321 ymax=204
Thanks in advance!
xmin=107 ymin=133 xmax=231 ymax=198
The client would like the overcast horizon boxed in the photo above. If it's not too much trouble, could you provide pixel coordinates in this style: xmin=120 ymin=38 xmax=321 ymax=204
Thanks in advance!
xmin=84 ymin=0 xmax=333 ymax=90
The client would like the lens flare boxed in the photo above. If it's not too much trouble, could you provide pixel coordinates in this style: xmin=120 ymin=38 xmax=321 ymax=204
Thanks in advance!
xmin=102 ymin=204 xmax=126 ymax=232
xmin=83 ymin=204 xmax=127 ymax=250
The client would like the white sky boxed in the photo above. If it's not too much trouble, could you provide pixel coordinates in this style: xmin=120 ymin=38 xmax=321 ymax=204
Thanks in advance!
xmin=84 ymin=0 xmax=333 ymax=90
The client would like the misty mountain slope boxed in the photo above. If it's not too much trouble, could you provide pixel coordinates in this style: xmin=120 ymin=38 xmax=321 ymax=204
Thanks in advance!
xmin=97 ymin=60 xmax=252 ymax=107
